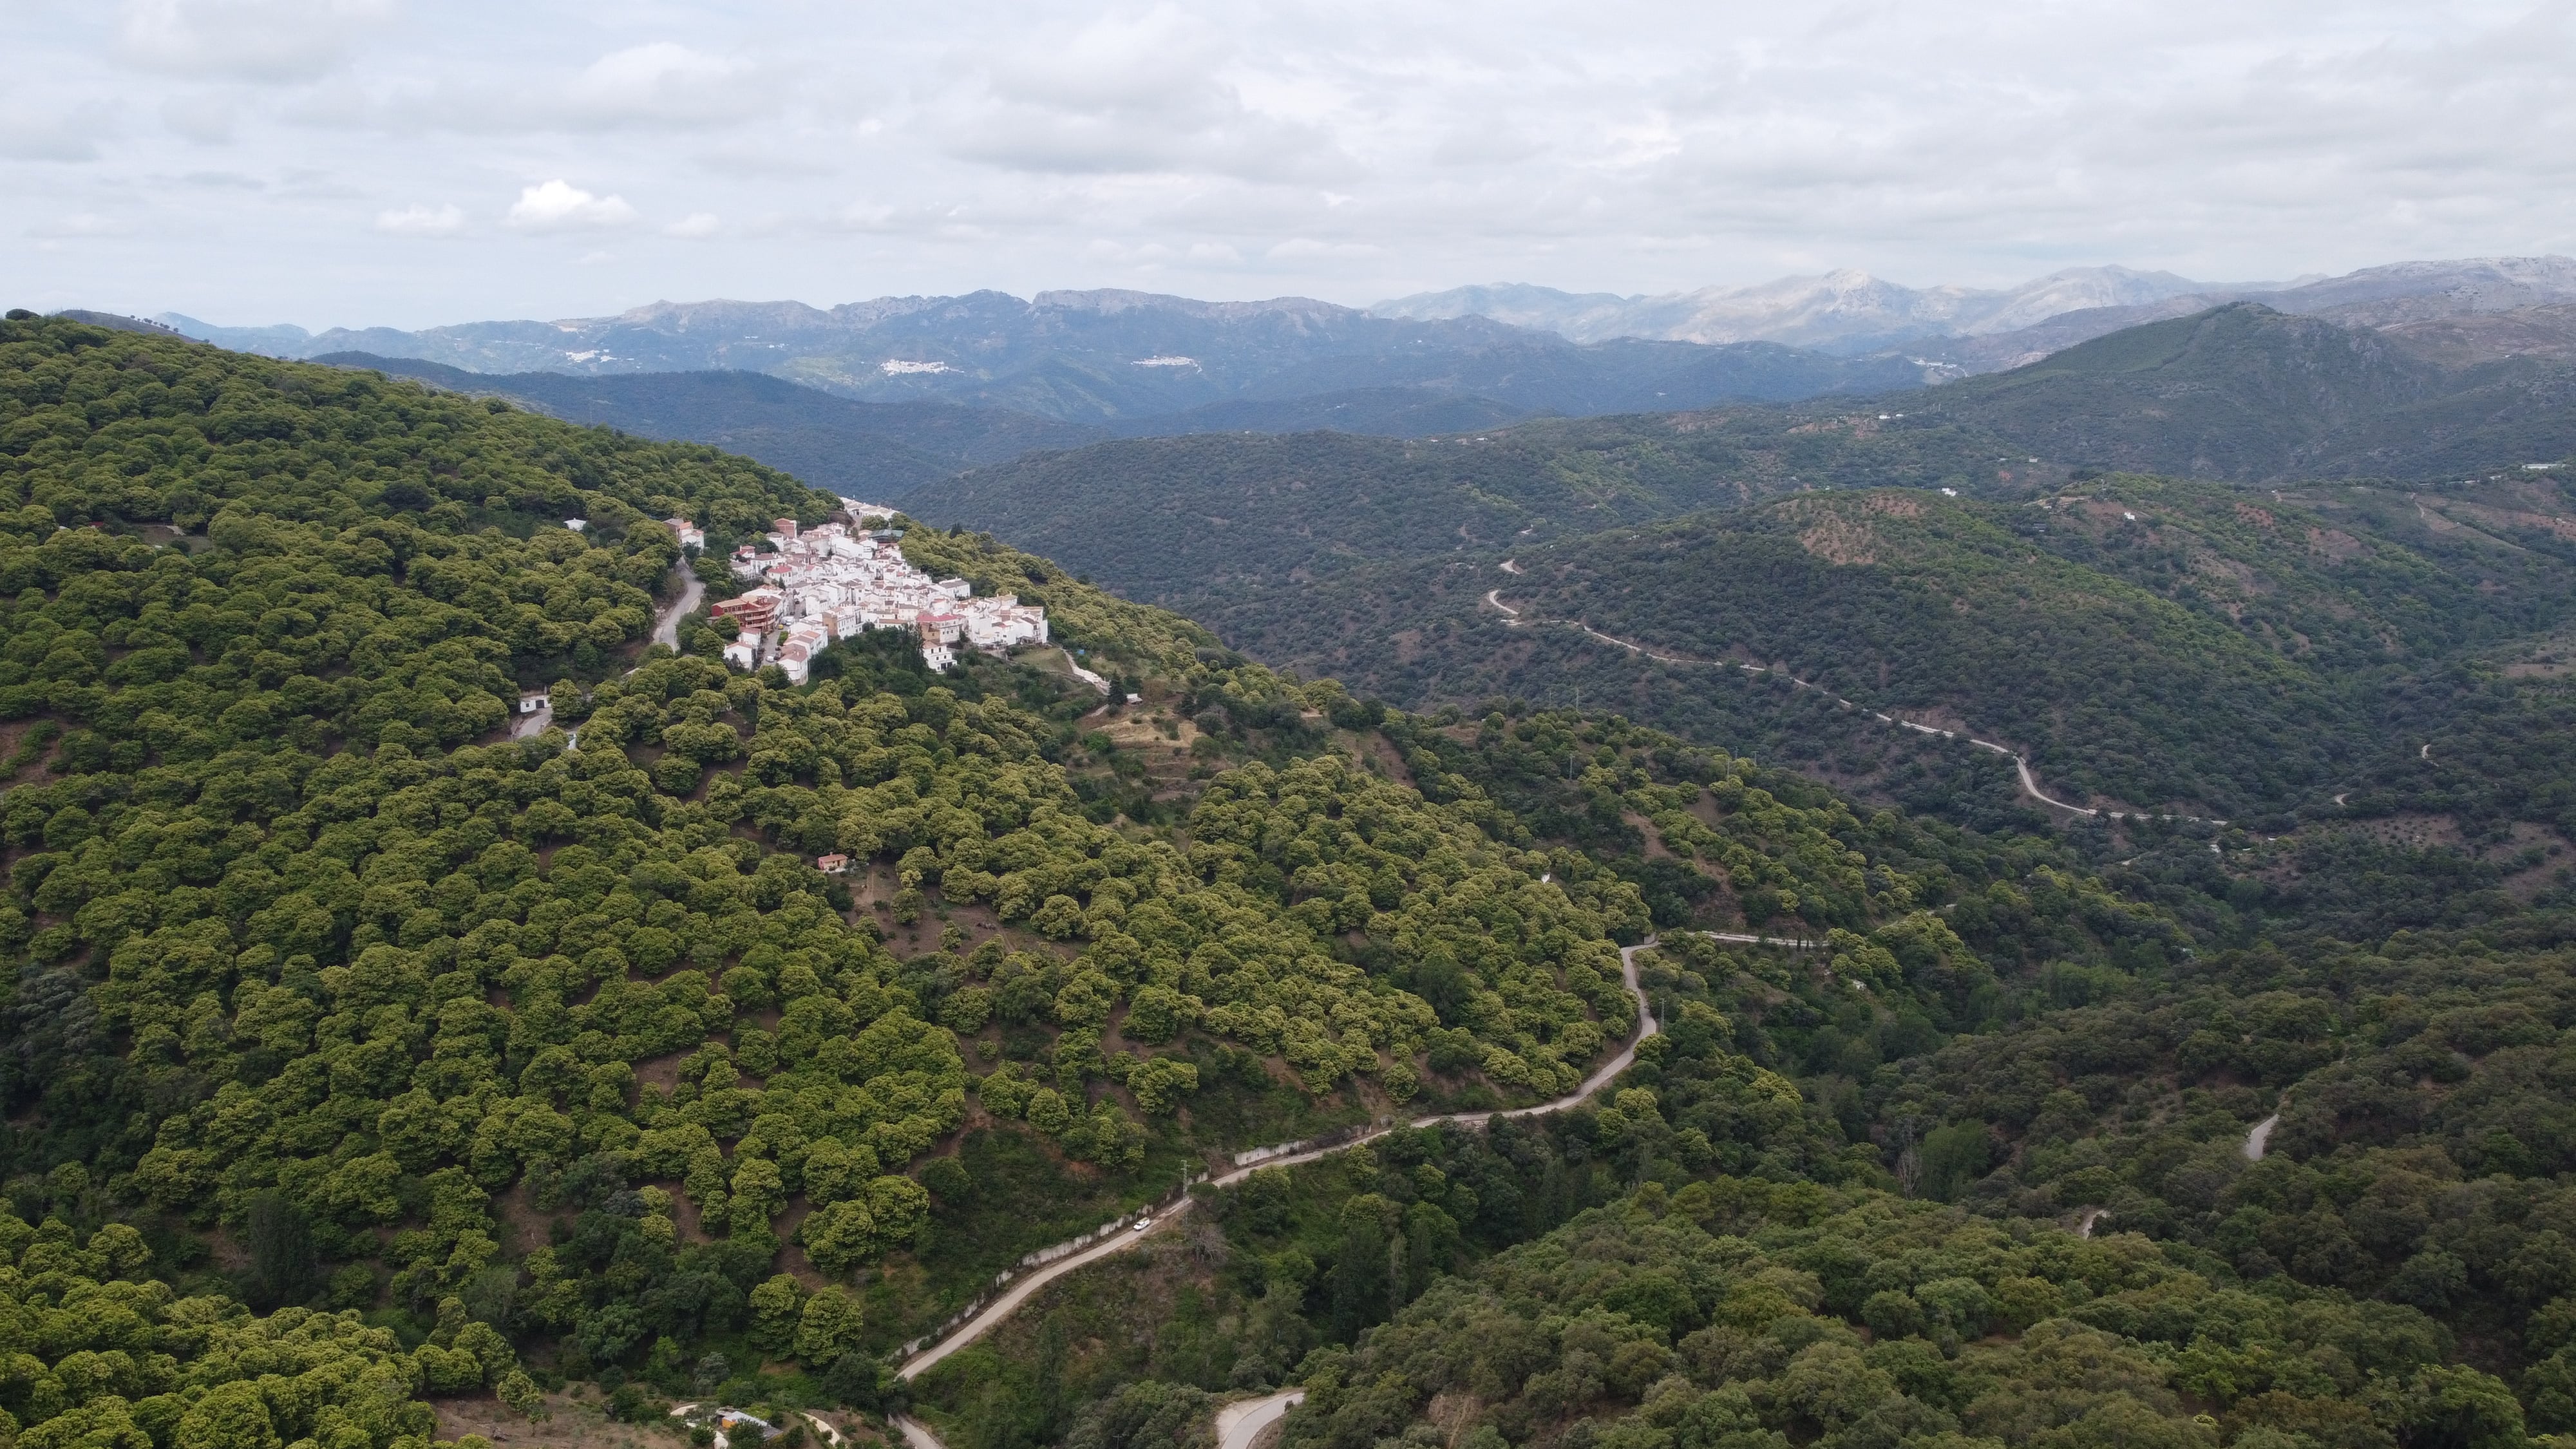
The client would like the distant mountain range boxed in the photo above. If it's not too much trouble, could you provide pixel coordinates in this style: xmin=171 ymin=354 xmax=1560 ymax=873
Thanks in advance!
xmin=1370 ymin=266 xmax=2219 ymax=353
xmin=1374 ymin=255 xmax=2576 ymax=365
xmin=307 ymin=354 xmax=1106 ymax=498
xmin=164 ymin=292 xmax=1924 ymax=428
xmin=893 ymin=298 xmax=2576 ymax=617
xmin=164 ymin=258 xmax=2576 ymax=431
xmin=1900 ymin=301 xmax=2576 ymax=481
xmin=133 ymin=253 xmax=2576 ymax=507
xmin=310 ymin=327 xmax=1926 ymax=497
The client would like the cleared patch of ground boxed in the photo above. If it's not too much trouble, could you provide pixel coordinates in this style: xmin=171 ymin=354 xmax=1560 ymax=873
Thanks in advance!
xmin=434 ymin=1392 xmax=684 ymax=1449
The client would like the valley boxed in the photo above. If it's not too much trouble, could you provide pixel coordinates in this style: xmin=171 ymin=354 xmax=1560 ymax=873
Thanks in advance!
xmin=8 ymin=287 xmax=2576 ymax=1449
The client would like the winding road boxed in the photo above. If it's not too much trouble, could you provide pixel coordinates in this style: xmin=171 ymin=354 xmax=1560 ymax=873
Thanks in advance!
xmin=889 ymin=928 xmax=1819 ymax=1445
xmin=2243 ymin=1112 xmax=2280 ymax=1162
xmin=513 ymin=568 xmax=706 ymax=746
xmin=1218 ymin=1391 xmax=1305 ymax=1449
xmin=869 ymin=559 xmax=2295 ymax=1442
xmin=1481 ymin=580 xmax=2228 ymax=827
xmin=652 ymin=566 xmax=706 ymax=652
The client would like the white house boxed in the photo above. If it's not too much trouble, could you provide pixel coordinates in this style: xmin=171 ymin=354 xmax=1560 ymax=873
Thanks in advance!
xmin=717 ymin=530 xmax=1048 ymax=675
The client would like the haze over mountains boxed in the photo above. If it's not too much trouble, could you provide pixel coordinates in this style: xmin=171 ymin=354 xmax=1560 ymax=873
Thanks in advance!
xmin=1375 ymin=254 xmax=2576 ymax=368
xmin=1372 ymin=265 xmax=2221 ymax=352
xmin=1900 ymin=302 xmax=2576 ymax=480
xmin=118 ymin=254 xmax=2576 ymax=524
xmin=158 ymin=256 xmax=2576 ymax=439
xmin=162 ymin=291 xmax=1926 ymax=429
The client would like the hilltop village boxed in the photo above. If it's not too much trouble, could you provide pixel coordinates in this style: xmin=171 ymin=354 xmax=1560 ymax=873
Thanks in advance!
xmin=694 ymin=511 xmax=1049 ymax=682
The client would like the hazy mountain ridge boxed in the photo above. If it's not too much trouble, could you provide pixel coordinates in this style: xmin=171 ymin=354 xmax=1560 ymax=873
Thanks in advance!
xmin=1903 ymin=302 xmax=2576 ymax=480
xmin=1374 ymin=254 xmax=2576 ymax=366
xmin=1374 ymin=265 xmax=2219 ymax=350
xmin=311 ymin=352 xmax=1108 ymax=497
xmin=162 ymin=290 xmax=1930 ymax=427
xmin=357 ymin=294 xmax=2576 ymax=523
xmin=154 ymin=256 xmax=2576 ymax=460
xmin=896 ymin=299 xmax=2576 ymax=573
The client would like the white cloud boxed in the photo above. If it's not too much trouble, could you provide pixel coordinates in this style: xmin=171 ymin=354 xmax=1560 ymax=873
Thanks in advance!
xmin=28 ymin=213 xmax=134 ymax=239
xmin=290 ymin=40 xmax=772 ymax=136
xmin=938 ymin=8 xmax=1350 ymax=183
xmin=1430 ymin=125 xmax=1542 ymax=167
xmin=504 ymin=180 xmax=637 ymax=232
xmin=375 ymin=202 xmax=463 ymax=236
xmin=563 ymin=43 xmax=762 ymax=128
xmin=0 ymin=105 xmax=115 ymax=162
xmin=663 ymin=212 xmax=721 ymax=239
xmin=1268 ymin=238 xmax=1381 ymax=259
xmin=160 ymin=94 xmax=241 ymax=144
xmin=116 ymin=0 xmax=393 ymax=82
xmin=15 ymin=0 xmax=2576 ymax=323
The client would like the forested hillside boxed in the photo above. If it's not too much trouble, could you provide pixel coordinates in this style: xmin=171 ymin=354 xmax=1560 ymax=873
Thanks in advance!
xmin=894 ymin=307 xmax=2576 ymax=607
xmin=314 ymin=355 xmax=1105 ymax=500
xmin=0 ymin=312 xmax=1736 ymax=1381
xmin=896 ymin=410 xmax=2028 ymax=605
xmin=1198 ymin=479 xmax=2576 ymax=827
xmin=1904 ymin=303 xmax=2576 ymax=480
xmin=15 ymin=310 xmax=2576 ymax=1449
xmin=911 ymin=704 xmax=2576 ymax=1449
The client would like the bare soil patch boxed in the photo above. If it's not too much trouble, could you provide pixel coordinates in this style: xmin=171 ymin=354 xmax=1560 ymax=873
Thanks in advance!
xmin=2345 ymin=813 xmax=2467 ymax=851
xmin=434 ymin=1392 xmax=683 ymax=1449
xmin=1795 ymin=516 xmax=1879 ymax=567
xmin=632 ymin=1052 xmax=691 ymax=1094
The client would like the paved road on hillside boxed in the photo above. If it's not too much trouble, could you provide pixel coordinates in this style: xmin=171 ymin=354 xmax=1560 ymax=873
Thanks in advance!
xmin=515 ymin=568 xmax=708 ymax=746
xmin=889 ymin=927 xmax=1830 ymax=1445
xmin=1482 ymin=578 xmax=2228 ymax=827
xmin=2244 ymin=1112 xmax=2281 ymax=1161
xmin=652 ymin=567 xmax=706 ymax=650
xmin=1218 ymin=1391 xmax=1305 ymax=1449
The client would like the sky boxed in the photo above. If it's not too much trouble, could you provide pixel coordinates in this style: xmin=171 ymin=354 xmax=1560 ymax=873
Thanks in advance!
xmin=6 ymin=0 xmax=2576 ymax=330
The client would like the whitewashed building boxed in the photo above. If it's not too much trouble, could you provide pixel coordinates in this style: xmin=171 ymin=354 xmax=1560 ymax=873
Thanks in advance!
xmin=716 ymin=521 xmax=1048 ymax=677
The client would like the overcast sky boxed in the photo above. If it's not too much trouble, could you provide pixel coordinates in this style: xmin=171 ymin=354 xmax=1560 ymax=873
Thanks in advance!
xmin=7 ymin=0 xmax=2574 ymax=329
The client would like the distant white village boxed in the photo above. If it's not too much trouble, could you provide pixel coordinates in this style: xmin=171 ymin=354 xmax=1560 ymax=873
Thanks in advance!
xmin=670 ymin=504 xmax=1048 ymax=685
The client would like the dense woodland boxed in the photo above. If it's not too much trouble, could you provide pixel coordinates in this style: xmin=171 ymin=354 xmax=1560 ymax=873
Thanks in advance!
xmin=1198 ymin=476 xmax=2576 ymax=830
xmin=896 ymin=413 xmax=2030 ymax=609
xmin=10 ymin=311 xmax=2576 ymax=1449
xmin=1900 ymin=303 xmax=2576 ymax=483
xmin=313 ymin=356 xmax=1106 ymax=502
xmin=933 ymin=720 xmax=2576 ymax=1448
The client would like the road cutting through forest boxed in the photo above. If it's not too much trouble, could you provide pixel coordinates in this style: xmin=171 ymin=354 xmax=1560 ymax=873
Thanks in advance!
xmin=889 ymin=927 xmax=1812 ymax=1446
xmin=518 ymin=568 xmax=712 ymax=742
xmin=1482 ymin=579 xmax=2229 ymax=827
